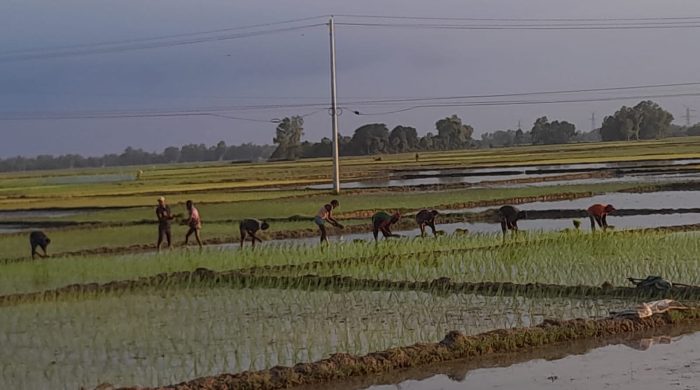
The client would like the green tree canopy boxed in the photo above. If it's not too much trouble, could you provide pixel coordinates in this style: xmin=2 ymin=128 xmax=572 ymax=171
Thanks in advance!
xmin=600 ymin=101 xmax=673 ymax=141
xmin=271 ymin=116 xmax=304 ymax=160
xmin=530 ymin=116 xmax=577 ymax=145
xmin=435 ymin=115 xmax=474 ymax=149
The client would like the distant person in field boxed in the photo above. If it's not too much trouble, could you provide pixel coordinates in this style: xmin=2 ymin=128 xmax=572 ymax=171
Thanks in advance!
xmin=315 ymin=200 xmax=343 ymax=243
xmin=372 ymin=211 xmax=402 ymax=241
xmin=156 ymin=196 xmax=175 ymax=252
xmin=415 ymin=209 xmax=439 ymax=237
xmin=29 ymin=231 xmax=51 ymax=259
xmin=587 ymin=204 xmax=616 ymax=231
xmin=239 ymin=218 xmax=270 ymax=248
xmin=498 ymin=205 xmax=526 ymax=239
xmin=184 ymin=200 xmax=203 ymax=248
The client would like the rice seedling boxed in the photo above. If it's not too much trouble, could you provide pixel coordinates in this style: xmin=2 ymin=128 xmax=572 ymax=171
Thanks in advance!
xmin=0 ymin=286 xmax=636 ymax=389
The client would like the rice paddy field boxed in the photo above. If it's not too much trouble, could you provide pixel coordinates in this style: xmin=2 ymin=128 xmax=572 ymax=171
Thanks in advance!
xmin=3 ymin=139 xmax=700 ymax=389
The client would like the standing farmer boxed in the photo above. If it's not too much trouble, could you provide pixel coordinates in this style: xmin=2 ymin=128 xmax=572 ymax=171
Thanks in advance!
xmin=372 ymin=211 xmax=402 ymax=241
xmin=184 ymin=200 xmax=203 ymax=248
xmin=315 ymin=200 xmax=343 ymax=243
xmin=156 ymin=196 xmax=175 ymax=252
xmin=415 ymin=209 xmax=439 ymax=237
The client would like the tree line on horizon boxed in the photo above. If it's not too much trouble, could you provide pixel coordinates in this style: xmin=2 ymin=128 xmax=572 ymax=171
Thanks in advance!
xmin=270 ymin=100 xmax=682 ymax=160
xmin=0 ymin=100 xmax=695 ymax=172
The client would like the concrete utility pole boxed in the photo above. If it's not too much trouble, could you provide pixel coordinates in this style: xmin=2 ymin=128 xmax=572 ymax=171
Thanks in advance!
xmin=591 ymin=112 xmax=596 ymax=131
xmin=329 ymin=16 xmax=341 ymax=194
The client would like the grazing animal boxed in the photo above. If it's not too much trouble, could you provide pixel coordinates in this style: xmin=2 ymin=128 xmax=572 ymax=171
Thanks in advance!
xmin=29 ymin=231 xmax=51 ymax=259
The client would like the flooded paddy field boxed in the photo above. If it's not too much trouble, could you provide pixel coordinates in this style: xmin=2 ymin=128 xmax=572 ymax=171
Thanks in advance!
xmin=0 ymin=287 xmax=634 ymax=389
xmin=309 ymin=158 xmax=700 ymax=190
xmin=360 ymin=328 xmax=700 ymax=390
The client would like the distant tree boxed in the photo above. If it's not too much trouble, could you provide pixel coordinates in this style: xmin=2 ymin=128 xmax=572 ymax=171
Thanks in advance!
xmin=418 ymin=132 xmax=437 ymax=150
xmin=435 ymin=115 xmax=473 ymax=149
xmin=600 ymin=101 xmax=673 ymax=141
xmin=389 ymin=126 xmax=419 ymax=152
xmin=348 ymin=123 xmax=390 ymax=155
xmin=530 ymin=116 xmax=577 ymax=145
xmin=270 ymin=116 xmax=304 ymax=160
xmin=212 ymin=141 xmax=227 ymax=161
xmin=687 ymin=123 xmax=700 ymax=136
xmin=163 ymin=146 xmax=181 ymax=163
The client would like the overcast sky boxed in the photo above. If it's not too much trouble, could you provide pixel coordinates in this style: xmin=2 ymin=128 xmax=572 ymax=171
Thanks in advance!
xmin=2 ymin=0 xmax=700 ymax=157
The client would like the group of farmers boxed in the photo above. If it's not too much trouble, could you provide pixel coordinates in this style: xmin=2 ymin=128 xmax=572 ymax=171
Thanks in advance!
xmin=28 ymin=196 xmax=616 ymax=258
xmin=148 ymin=197 xmax=617 ymax=252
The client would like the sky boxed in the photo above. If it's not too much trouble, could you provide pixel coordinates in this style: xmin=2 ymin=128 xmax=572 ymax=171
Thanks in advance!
xmin=2 ymin=0 xmax=700 ymax=157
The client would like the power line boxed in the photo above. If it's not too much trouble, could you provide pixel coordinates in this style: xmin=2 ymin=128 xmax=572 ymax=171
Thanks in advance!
xmin=335 ymin=21 xmax=700 ymax=31
xmin=348 ymin=91 xmax=700 ymax=115
xmin=341 ymin=81 xmax=700 ymax=106
xmin=0 ymin=15 xmax=328 ymax=56
xmin=3 ymin=81 xmax=700 ymax=119
xmin=4 ymin=90 xmax=700 ymax=121
xmin=334 ymin=14 xmax=700 ymax=22
xmin=0 ymin=24 xmax=326 ymax=62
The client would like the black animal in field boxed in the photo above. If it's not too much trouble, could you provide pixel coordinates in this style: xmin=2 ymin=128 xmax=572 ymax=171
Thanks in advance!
xmin=29 ymin=231 xmax=51 ymax=259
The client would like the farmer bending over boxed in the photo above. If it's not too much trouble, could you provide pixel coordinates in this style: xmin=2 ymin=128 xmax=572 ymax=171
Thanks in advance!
xmin=498 ymin=205 xmax=526 ymax=239
xmin=315 ymin=200 xmax=343 ymax=243
xmin=29 ymin=231 xmax=51 ymax=259
xmin=184 ymin=200 xmax=203 ymax=248
xmin=587 ymin=204 xmax=615 ymax=231
xmin=240 ymin=218 xmax=270 ymax=248
xmin=372 ymin=211 xmax=401 ymax=241
xmin=415 ymin=209 xmax=439 ymax=237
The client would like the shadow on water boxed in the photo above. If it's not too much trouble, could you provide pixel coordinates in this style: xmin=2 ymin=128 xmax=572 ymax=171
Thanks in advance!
xmin=294 ymin=323 xmax=700 ymax=390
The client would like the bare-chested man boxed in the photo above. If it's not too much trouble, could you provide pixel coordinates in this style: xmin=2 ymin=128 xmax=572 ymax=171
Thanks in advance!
xmin=184 ymin=200 xmax=203 ymax=249
xmin=315 ymin=200 xmax=343 ymax=243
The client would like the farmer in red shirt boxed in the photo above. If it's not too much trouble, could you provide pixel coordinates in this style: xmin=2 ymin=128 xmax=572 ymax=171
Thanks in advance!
xmin=587 ymin=203 xmax=616 ymax=231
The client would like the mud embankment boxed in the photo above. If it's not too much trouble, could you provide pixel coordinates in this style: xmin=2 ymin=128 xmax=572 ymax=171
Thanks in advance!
xmin=292 ymin=322 xmax=700 ymax=390
xmin=6 ymin=266 xmax=700 ymax=307
xmin=112 ymin=309 xmax=700 ymax=390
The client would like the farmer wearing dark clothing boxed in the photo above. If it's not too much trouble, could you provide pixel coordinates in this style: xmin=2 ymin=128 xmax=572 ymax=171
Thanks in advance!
xmin=29 ymin=231 xmax=51 ymax=259
xmin=315 ymin=199 xmax=343 ymax=243
xmin=587 ymin=204 xmax=616 ymax=231
xmin=498 ymin=205 xmax=526 ymax=238
xmin=240 ymin=218 xmax=270 ymax=248
xmin=416 ymin=209 xmax=439 ymax=237
xmin=372 ymin=211 xmax=401 ymax=241
xmin=156 ymin=196 xmax=174 ymax=252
